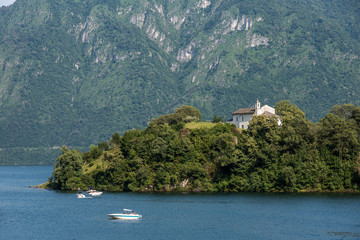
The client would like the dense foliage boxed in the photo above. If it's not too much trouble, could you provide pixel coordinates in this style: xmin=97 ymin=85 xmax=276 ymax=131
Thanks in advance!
xmin=0 ymin=0 xmax=359 ymax=165
xmin=48 ymin=103 xmax=360 ymax=192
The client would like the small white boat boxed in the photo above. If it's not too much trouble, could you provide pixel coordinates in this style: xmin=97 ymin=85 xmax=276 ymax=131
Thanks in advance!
xmin=76 ymin=193 xmax=86 ymax=198
xmin=88 ymin=190 xmax=103 ymax=196
xmin=108 ymin=209 xmax=142 ymax=220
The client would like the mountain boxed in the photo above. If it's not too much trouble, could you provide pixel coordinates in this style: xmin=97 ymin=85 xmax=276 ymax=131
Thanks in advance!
xmin=0 ymin=0 xmax=359 ymax=165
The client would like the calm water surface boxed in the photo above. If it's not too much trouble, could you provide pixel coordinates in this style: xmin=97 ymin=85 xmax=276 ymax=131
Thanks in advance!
xmin=1 ymin=166 xmax=360 ymax=240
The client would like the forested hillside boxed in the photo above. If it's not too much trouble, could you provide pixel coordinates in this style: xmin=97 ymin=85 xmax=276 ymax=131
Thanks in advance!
xmin=48 ymin=103 xmax=360 ymax=192
xmin=0 ymin=0 xmax=359 ymax=164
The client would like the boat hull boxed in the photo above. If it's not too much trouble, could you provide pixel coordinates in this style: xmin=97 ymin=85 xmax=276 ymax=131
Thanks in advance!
xmin=108 ymin=214 xmax=142 ymax=220
xmin=89 ymin=192 xmax=102 ymax=196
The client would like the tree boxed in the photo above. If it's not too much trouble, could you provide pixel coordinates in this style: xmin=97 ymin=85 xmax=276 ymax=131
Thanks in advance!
xmin=174 ymin=105 xmax=202 ymax=123
xmin=276 ymin=100 xmax=316 ymax=154
xmin=149 ymin=105 xmax=202 ymax=126
xmin=276 ymin=100 xmax=306 ymax=121
xmin=212 ymin=133 xmax=237 ymax=168
xmin=319 ymin=110 xmax=359 ymax=160
xmin=98 ymin=141 xmax=109 ymax=151
xmin=350 ymin=107 xmax=360 ymax=127
xmin=109 ymin=132 xmax=121 ymax=148
xmin=50 ymin=146 xmax=84 ymax=190
xmin=330 ymin=104 xmax=356 ymax=121
xmin=213 ymin=115 xmax=223 ymax=123
xmin=317 ymin=105 xmax=360 ymax=190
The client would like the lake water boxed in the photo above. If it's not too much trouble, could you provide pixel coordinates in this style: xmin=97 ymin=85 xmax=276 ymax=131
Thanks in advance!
xmin=1 ymin=166 xmax=360 ymax=240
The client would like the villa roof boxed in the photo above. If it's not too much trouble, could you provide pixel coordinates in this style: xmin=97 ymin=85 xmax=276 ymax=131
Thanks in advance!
xmin=232 ymin=109 xmax=279 ymax=117
xmin=261 ymin=111 xmax=278 ymax=117
xmin=232 ymin=107 xmax=255 ymax=115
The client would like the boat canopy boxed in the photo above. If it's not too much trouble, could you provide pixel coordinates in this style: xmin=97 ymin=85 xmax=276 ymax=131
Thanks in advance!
xmin=123 ymin=209 xmax=133 ymax=211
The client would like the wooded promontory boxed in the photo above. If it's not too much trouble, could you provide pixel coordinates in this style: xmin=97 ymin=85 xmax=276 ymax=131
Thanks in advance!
xmin=48 ymin=102 xmax=360 ymax=192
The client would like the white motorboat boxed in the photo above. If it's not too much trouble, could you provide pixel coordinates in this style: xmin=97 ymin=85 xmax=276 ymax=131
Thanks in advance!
xmin=88 ymin=190 xmax=103 ymax=196
xmin=108 ymin=209 xmax=142 ymax=220
xmin=76 ymin=192 xmax=86 ymax=198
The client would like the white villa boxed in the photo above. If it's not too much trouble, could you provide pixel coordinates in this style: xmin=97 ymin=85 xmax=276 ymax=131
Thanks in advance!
xmin=228 ymin=100 xmax=279 ymax=129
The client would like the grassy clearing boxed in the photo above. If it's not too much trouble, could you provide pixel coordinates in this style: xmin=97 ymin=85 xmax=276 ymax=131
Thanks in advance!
xmin=83 ymin=157 xmax=108 ymax=174
xmin=185 ymin=122 xmax=217 ymax=129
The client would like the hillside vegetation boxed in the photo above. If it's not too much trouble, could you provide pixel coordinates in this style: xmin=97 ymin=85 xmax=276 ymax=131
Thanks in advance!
xmin=48 ymin=103 xmax=360 ymax=192
xmin=0 ymin=0 xmax=359 ymax=164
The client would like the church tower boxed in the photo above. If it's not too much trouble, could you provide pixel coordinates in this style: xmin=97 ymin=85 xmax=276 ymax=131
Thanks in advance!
xmin=255 ymin=99 xmax=261 ymax=115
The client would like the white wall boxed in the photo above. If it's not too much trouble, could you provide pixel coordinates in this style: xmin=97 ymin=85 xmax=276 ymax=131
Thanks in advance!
xmin=261 ymin=105 xmax=275 ymax=114
xmin=232 ymin=113 xmax=252 ymax=129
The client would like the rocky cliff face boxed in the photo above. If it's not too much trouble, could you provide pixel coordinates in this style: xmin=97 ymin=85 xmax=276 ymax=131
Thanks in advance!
xmin=115 ymin=0 xmax=271 ymax=87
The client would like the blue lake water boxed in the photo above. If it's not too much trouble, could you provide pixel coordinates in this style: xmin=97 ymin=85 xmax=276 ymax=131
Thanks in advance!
xmin=1 ymin=165 xmax=360 ymax=240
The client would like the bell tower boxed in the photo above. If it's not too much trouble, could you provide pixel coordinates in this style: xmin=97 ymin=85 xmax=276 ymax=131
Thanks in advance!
xmin=255 ymin=99 xmax=261 ymax=115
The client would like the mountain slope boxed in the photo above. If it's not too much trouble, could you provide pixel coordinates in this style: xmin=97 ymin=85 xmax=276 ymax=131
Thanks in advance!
xmin=0 ymin=0 xmax=359 ymax=164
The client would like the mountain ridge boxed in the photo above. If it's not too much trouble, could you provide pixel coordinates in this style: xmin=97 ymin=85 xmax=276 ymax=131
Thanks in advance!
xmin=0 ymin=0 xmax=359 ymax=164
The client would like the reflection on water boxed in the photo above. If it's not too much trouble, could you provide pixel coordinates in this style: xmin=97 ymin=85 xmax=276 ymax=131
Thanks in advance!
xmin=109 ymin=218 xmax=142 ymax=224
